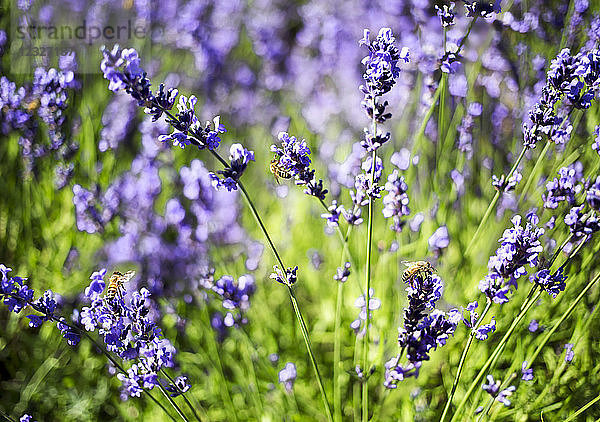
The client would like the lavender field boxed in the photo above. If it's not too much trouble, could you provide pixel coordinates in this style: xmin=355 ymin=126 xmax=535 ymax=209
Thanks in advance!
xmin=1 ymin=0 xmax=600 ymax=420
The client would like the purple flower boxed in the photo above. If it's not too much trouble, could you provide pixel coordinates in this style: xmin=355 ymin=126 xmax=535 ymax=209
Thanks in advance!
xmin=333 ymin=262 xmax=351 ymax=283
xmin=586 ymin=176 xmax=600 ymax=210
xmin=20 ymin=415 xmax=36 ymax=422
xmin=593 ymin=125 xmax=600 ymax=156
xmin=464 ymin=1 xmax=501 ymax=18
xmin=270 ymin=132 xmax=315 ymax=185
xmin=479 ymin=214 xmax=544 ymax=304
xmin=321 ymin=200 xmax=343 ymax=228
xmin=521 ymin=361 xmax=534 ymax=381
xmin=482 ymin=374 xmax=515 ymax=406
xmin=359 ymin=28 xmax=409 ymax=123
xmin=278 ymin=362 xmax=297 ymax=392
xmin=492 ymin=171 xmax=522 ymax=192
xmin=269 ymin=265 xmax=298 ymax=286
xmin=564 ymin=343 xmax=575 ymax=363
xmin=382 ymin=169 xmax=410 ymax=232
xmin=542 ymin=166 xmax=582 ymax=209
xmin=475 ymin=318 xmax=496 ymax=341
xmin=530 ymin=268 xmax=567 ymax=298
xmin=385 ymin=272 xmax=457 ymax=388
xmin=428 ymin=226 xmax=450 ymax=253
xmin=351 ymin=288 xmax=381 ymax=337
xmin=565 ymin=205 xmax=600 ymax=239
xmin=529 ymin=319 xmax=539 ymax=332
xmin=435 ymin=2 xmax=456 ymax=27
xmin=85 ymin=269 xmax=107 ymax=299
xmin=209 ymin=143 xmax=255 ymax=191
xmin=165 ymin=375 xmax=191 ymax=397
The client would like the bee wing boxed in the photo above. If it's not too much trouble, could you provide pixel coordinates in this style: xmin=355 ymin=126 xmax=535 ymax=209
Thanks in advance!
xmin=122 ymin=270 xmax=136 ymax=283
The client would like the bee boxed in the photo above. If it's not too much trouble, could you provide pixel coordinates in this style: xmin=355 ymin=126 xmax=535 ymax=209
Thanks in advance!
xmin=25 ymin=98 xmax=40 ymax=112
xmin=401 ymin=261 xmax=435 ymax=284
xmin=105 ymin=270 xmax=135 ymax=301
xmin=270 ymin=158 xmax=292 ymax=184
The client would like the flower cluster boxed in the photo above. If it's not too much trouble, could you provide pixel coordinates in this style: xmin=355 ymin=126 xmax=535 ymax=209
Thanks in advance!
xmin=205 ymin=274 xmax=256 ymax=339
xmin=523 ymin=48 xmax=600 ymax=148
xmin=481 ymin=375 xmax=516 ymax=407
xmin=521 ymin=361 xmax=534 ymax=381
xmin=461 ymin=301 xmax=497 ymax=341
xmin=350 ymin=288 xmax=381 ymax=337
xmin=0 ymin=62 xmax=78 ymax=186
xmin=564 ymin=205 xmax=600 ymax=239
xmin=101 ymin=45 xmax=227 ymax=152
xmin=165 ymin=376 xmax=191 ymax=397
xmin=530 ymin=268 xmax=568 ymax=298
xmin=209 ymin=143 xmax=255 ymax=191
xmin=359 ymin=28 xmax=408 ymax=104
xmin=479 ymin=213 xmax=544 ymax=304
xmin=492 ymin=171 xmax=522 ymax=193
xmin=269 ymin=265 xmax=298 ymax=286
xmin=542 ymin=166 xmax=582 ymax=209
xmin=587 ymin=176 xmax=600 ymax=210
xmin=333 ymin=262 xmax=351 ymax=283
xmin=270 ymin=131 xmax=327 ymax=200
xmin=384 ymin=272 xmax=459 ymax=388
xmin=0 ymin=264 xmax=80 ymax=346
xmin=464 ymin=1 xmax=501 ymax=18
xmin=79 ymin=269 xmax=183 ymax=399
xmin=382 ymin=167 xmax=410 ymax=232
xmin=278 ymin=362 xmax=297 ymax=392
xmin=435 ymin=3 xmax=456 ymax=27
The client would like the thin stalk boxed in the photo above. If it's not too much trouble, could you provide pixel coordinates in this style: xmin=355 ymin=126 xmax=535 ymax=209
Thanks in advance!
xmin=237 ymin=181 xmax=286 ymax=271
xmin=565 ymin=394 xmax=600 ymax=422
xmin=528 ymin=271 xmax=600 ymax=366
xmin=362 ymin=97 xmax=379 ymax=421
xmin=451 ymin=289 xmax=542 ymax=421
xmin=156 ymin=381 xmax=191 ymax=422
xmin=333 ymin=278 xmax=345 ymax=422
xmin=173 ymin=116 xmax=332 ymax=419
xmin=519 ymin=140 xmax=551 ymax=199
xmin=465 ymin=146 xmax=528 ymax=255
xmin=333 ymin=221 xmax=357 ymax=422
xmin=287 ymin=284 xmax=334 ymax=422
xmin=237 ymin=181 xmax=332 ymax=421
xmin=0 ymin=410 xmax=16 ymax=422
xmin=439 ymin=300 xmax=492 ymax=422
xmin=199 ymin=305 xmax=238 ymax=422
xmin=160 ymin=368 xmax=202 ymax=422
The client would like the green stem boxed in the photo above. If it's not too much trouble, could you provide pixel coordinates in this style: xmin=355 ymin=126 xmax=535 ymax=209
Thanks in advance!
xmin=362 ymin=100 xmax=379 ymax=421
xmin=333 ymin=278 xmax=345 ymax=422
xmin=519 ymin=141 xmax=551 ymax=199
xmin=451 ymin=288 xmax=542 ymax=421
xmin=528 ymin=271 xmax=600 ymax=367
xmin=565 ymin=393 xmax=600 ymax=422
xmin=199 ymin=305 xmax=238 ymax=422
xmin=439 ymin=300 xmax=492 ymax=422
xmin=160 ymin=368 xmax=202 ymax=422
xmin=287 ymin=285 xmax=334 ymax=422
xmin=156 ymin=381 xmax=191 ymax=422
xmin=237 ymin=181 xmax=332 ymax=421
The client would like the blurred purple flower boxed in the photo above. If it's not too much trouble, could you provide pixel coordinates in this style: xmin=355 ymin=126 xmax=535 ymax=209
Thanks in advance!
xmin=278 ymin=362 xmax=297 ymax=392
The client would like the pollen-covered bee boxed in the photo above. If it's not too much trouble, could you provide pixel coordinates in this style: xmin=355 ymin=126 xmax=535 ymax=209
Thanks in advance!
xmin=105 ymin=270 xmax=135 ymax=301
xmin=25 ymin=98 xmax=40 ymax=112
xmin=270 ymin=158 xmax=292 ymax=184
xmin=401 ymin=261 xmax=435 ymax=284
